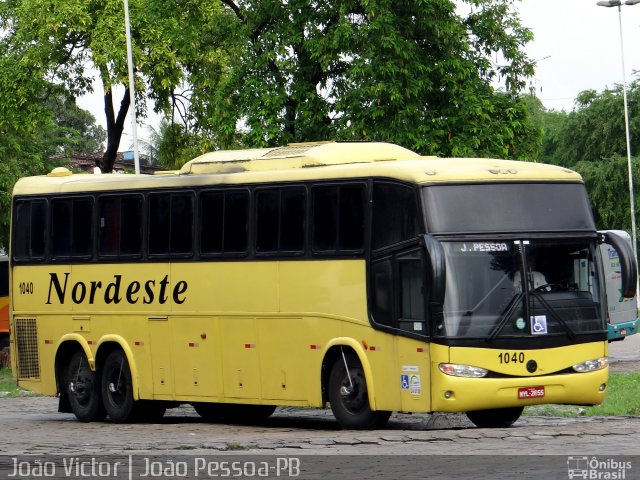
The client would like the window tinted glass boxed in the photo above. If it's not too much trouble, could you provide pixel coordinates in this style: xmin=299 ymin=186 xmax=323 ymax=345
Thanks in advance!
xmin=13 ymin=200 xmax=46 ymax=260
xmin=312 ymin=185 xmax=364 ymax=253
xmin=339 ymin=186 xmax=364 ymax=250
xmin=170 ymin=194 xmax=193 ymax=254
xmin=149 ymin=193 xmax=193 ymax=256
xmin=256 ymin=190 xmax=280 ymax=253
xmin=372 ymin=183 xmax=418 ymax=250
xmin=72 ymin=199 xmax=92 ymax=256
xmin=312 ymin=187 xmax=338 ymax=251
xmin=280 ymin=188 xmax=305 ymax=252
xmin=99 ymin=196 xmax=142 ymax=257
xmin=149 ymin=194 xmax=170 ymax=255
xmin=224 ymin=192 xmax=249 ymax=253
xmin=51 ymin=201 xmax=72 ymax=257
xmin=120 ymin=197 xmax=142 ymax=255
xmin=51 ymin=198 xmax=92 ymax=258
xmin=200 ymin=190 xmax=249 ymax=255
xmin=200 ymin=192 xmax=224 ymax=254
xmin=422 ymin=183 xmax=596 ymax=234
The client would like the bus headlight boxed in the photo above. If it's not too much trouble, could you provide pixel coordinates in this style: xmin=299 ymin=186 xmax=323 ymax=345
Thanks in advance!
xmin=572 ymin=357 xmax=608 ymax=373
xmin=439 ymin=363 xmax=488 ymax=378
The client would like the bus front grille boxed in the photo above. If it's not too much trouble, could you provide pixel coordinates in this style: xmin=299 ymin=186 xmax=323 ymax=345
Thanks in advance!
xmin=15 ymin=318 xmax=40 ymax=380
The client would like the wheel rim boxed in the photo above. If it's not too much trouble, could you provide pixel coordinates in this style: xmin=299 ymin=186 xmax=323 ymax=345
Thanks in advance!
xmin=105 ymin=363 xmax=128 ymax=408
xmin=339 ymin=369 xmax=367 ymax=413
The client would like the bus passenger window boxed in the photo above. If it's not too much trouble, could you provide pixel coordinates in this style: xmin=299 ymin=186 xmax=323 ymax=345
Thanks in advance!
xmin=312 ymin=185 xmax=364 ymax=253
xmin=99 ymin=196 xmax=142 ymax=257
xmin=149 ymin=193 xmax=193 ymax=256
xmin=51 ymin=198 xmax=93 ymax=259
xmin=372 ymin=182 xmax=419 ymax=250
xmin=13 ymin=200 xmax=46 ymax=260
xmin=256 ymin=188 xmax=306 ymax=254
xmin=200 ymin=190 xmax=249 ymax=255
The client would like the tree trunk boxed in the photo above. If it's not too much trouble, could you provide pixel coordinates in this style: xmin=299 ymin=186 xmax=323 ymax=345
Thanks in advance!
xmin=98 ymin=85 xmax=131 ymax=173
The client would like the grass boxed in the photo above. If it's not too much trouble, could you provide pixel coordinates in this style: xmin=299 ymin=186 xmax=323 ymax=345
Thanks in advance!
xmin=0 ymin=367 xmax=22 ymax=397
xmin=525 ymin=372 xmax=640 ymax=417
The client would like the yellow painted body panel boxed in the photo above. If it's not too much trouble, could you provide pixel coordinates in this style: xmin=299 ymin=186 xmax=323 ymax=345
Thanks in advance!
xmin=430 ymin=342 xmax=608 ymax=412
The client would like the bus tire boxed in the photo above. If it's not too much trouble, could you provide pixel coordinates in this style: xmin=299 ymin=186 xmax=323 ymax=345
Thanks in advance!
xmin=101 ymin=350 xmax=135 ymax=423
xmin=328 ymin=353 xmax=391 ymax=429
xmin=193 ymin=402 xmax=226 ymax=421
xmin=466 ymin=406 xmax=524 ymax=428
xmin=65 ymin=350 xmax=106 ymax=422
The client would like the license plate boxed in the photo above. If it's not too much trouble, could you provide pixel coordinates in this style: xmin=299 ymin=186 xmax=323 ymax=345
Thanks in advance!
xmin=518 ymin=386 xmax=545 ymax=399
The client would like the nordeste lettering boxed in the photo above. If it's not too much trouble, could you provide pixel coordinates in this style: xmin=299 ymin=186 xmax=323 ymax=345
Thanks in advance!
xmin=46 ymin=273 xmax=188 ymax=305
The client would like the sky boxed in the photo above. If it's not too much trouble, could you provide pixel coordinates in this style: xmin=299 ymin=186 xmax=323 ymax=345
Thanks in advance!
xmin=77 ymin=0 xmax=640 ymax=151
xmin=516 ymin=0 xmax=640 ymax=111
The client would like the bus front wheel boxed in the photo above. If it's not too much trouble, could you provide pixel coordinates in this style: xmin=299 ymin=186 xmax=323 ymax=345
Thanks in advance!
xmin=328 ymin=353 xmax=391 ymax=429
xmin=101 ymin=350 xmax=135 ymax=423
xmin=65 ymin=350 xmax=105 ymax=422
xmin=466 ymin=406 xmax=524 ymax=428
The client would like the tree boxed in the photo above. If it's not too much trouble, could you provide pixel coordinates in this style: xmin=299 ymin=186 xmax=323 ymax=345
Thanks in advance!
xmin=540 ymin=82 xmax=640 ymax=167
xmin=574 ymin=155 xmax=639 ymax=243
xmin=209 ymin=0 xmax=539 ymax=158
xmin=0 ymin=0 xmax=235 ymax=172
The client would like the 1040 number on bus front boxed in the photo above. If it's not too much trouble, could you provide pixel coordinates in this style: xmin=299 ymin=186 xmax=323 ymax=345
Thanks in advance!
xmin=498 ymin=352 xmax=525 ymax=364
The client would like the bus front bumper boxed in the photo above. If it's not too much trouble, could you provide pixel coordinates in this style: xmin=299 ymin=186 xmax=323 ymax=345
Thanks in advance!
xmin=431 ymin=367 xmax=608 ymax=412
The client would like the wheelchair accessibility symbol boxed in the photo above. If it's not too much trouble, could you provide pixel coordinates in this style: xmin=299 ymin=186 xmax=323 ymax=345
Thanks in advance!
xmin=531 ymin=315 xmax=548 ymax=335
xmin=401 ymin=375 xmax=409 ymax=389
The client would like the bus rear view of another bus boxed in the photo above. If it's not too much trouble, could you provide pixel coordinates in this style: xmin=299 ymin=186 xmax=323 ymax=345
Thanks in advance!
xmin=0 ymin=254 xmax=9 ymax=351
xmin=600 ymin=230 xmax=639 ymax=341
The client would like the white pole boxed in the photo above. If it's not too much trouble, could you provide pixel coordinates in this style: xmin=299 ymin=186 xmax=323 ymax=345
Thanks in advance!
xmin=124 ymin=0 xmax=141 ymax=175
xmin=615 ymin=5 xmax=639 ymax=302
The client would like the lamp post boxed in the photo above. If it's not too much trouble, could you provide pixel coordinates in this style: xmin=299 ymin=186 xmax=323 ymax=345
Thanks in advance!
xmin=124 ymin=0 xmax=141 ymax=175
xmin=597 ymin=0 xmax=639 ymax=268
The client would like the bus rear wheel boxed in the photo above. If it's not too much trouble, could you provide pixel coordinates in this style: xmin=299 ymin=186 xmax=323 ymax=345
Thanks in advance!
xmin=328 ymin=353 xmax=391 ymax=429
xmin=466 ymin=406 xmax=524 ymax=428
xmin=65 ymin=350 xmax=105 ymax=422
xmin=101 ymin=350 xmax=135 ymax=423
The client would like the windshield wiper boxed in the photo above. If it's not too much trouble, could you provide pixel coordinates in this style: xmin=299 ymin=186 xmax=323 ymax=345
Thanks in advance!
xmin=486 ymin=292 xmax=523 ymax=343
xmin=531 ymin=292 xmax=577 ymax=339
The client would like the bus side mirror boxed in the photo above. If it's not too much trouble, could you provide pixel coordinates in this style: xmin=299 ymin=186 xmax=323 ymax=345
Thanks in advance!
xmin=599 ymin=231 xmax=638 ymax=298
xmin=421 ymin=234 xmax=446 ymax=306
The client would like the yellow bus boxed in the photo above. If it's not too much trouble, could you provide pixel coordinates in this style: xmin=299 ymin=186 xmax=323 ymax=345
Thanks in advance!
xmin=9 ymin=142 xmax=637 ymax=428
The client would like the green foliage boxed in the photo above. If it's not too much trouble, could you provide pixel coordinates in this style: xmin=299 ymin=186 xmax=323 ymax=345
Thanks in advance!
xmin=0 ymin=0 xmax=235 ymax=172
xmin=574 ymin=155 xmax=638 ymax=232
xmin=151 ymin=121 xmax=202 ymax=170
xmin=211 ymin=0 xmax=539 ymax=159
xmin=540 ymin=82 xmax=640 ymax=167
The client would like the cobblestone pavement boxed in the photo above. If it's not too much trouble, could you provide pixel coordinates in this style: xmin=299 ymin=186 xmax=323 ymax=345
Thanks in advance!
xmin=1 ymin=396 xmax=640 ymax=457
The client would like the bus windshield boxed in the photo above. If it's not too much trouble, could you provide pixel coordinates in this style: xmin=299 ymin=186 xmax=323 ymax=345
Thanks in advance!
xmin=437 ymin=239 xmax=605 ymax=340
